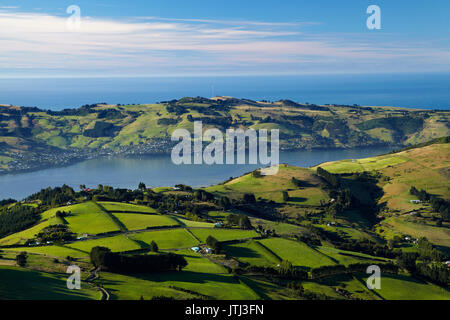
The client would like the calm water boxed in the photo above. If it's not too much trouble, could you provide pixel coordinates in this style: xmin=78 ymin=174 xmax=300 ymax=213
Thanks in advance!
xmin=1 ymin=73 xmax=449 ymax=110
xmin=0 ymin=147 xmax=393 ymax=200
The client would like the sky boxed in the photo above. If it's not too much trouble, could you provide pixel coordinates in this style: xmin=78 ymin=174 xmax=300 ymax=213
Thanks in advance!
xmin=0 ymin=0 xmax=449 ymax=78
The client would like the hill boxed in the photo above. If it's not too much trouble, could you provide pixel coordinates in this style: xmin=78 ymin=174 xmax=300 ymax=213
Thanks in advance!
xmin=1 ymin=97 xmax=449 ymax=173
xmin=0 ymin=139 xmax=449 ymax=300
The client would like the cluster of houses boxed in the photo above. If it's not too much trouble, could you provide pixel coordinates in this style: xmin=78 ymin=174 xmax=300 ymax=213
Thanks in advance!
xmin=28 ymin=240 xmax=53 ymax=246
xmin=403 ymin=236 xmax=418 ymax=244
xmin=76 ymin=233 xmax=90 ymax=240
xmin=191 ymin=246 xmax=214 ymax=254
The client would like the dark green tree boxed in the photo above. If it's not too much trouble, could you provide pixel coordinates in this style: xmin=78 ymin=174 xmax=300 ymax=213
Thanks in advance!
xmin=150 ymin=241 xmax=159 ymax=253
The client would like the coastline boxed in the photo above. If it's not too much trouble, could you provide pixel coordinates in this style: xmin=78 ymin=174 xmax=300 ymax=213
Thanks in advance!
xmin=0 ymin=142 xmax=398 ymax=177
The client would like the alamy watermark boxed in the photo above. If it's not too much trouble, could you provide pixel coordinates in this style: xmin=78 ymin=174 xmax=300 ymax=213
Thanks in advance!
xmin=66 ymin=265 xmax=81 ymax=290
xmin=171 ymin=121 xmax=280 ymax=175
xmin=66 ymin=5 xmax=81 ymax=31
xmin=366 ymin=265 xmax=381 ymax=290
xmin=366 ymin=5 xmax=381 ymax=30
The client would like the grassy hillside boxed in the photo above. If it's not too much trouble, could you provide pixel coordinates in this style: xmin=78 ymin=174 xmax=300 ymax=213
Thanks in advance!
xmin=0 ymin=139 xmax=448 ymax=300
xmin=1 ymin=97 xmax=449 ymax=173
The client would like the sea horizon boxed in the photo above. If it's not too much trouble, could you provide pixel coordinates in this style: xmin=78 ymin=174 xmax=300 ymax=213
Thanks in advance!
xmin=1 ymin=72 xmax=449 ymax=111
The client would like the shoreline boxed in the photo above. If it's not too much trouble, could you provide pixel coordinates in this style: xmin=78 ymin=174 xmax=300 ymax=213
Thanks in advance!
xmin=0 ymin=143 xmax=398 ymax=177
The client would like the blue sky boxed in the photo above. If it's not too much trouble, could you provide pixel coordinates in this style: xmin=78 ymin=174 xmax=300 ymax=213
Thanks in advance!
xmin=1 ymin=0 xmax=449 ymax=77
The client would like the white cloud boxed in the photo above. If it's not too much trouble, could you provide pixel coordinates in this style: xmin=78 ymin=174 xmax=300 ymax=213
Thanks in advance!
xmin=0 ymin=10 xmax=449 ymax=77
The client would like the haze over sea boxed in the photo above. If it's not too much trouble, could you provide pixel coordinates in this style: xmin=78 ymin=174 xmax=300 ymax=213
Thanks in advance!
xmin=1 ymin=73 xmax=450 ymax=110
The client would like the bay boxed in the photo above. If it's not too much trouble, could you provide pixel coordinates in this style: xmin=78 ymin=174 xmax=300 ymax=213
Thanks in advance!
xmin=0 ymin=147 xmax=393 ymax=200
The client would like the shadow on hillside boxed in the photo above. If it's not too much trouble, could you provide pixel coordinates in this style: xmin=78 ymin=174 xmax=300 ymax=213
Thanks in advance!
xmin=0 ymin=267 xmax=93 ymax=300
xmin=136 ymin=270 xmax=236 ymax=285
xmin=289 ymin=197 xmax=308 ymax=203
xmin=224 ymin=245 xmax=260 ymax=259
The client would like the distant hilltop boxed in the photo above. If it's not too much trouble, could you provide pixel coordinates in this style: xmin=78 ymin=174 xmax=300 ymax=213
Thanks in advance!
xmin=0 ymin=96 xmax=449 ymax=173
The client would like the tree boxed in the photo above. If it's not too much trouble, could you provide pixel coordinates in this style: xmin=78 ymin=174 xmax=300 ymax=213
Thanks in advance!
xmin=282 ymin=191 xmax=289 ymax=202
xmin=90 ymin=246 xmax=112 ymax=268
xmin=239 ymin=215 xmax=252 ymax=230
xmin=16 ymin=252 xmax=27 ymax=267
xmin=243 ymin=193 xmax=256 ymax=204
xmin=279 ymin=259 xmax=293 ymax=276
xmin=219 ymin=196 xmax=231 ymax=210
xmin=206 ymin=235 xmax=221 ymax=253
xmin=138 ymin=182 xmax=146 ymax=191
xmin=150 ymin=241 xmax=159 ymax=253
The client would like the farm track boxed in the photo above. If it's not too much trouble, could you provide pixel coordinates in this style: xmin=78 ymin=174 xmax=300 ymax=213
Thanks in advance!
xmin=86 ymin=267 xmax=110 ymax=300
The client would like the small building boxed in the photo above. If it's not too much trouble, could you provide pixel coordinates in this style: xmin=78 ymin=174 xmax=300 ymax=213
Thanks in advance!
xmin=214 ymin=222 xmax=224 ymax=228
xmin=327 ymin=222 xmax=336 ymax=227
xmin=445 ymin=261 xmax=450 ymax=267
xmin=410 ymin=200 xmax=421 ymax=204
xmin=191 ymin=247 xmax=200 ymax=253
xmin=410 ymin=212 xmax=418 ymax=216
xmin=204 ymin=248 xmax=213 ymax=254
xmin=404 ymin=236 xmax=411 ymax=241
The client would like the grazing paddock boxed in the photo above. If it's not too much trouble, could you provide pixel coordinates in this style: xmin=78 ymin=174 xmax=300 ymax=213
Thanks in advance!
xmin=98 ymin=272 xmax=195 ymax=300
xmin=357 ymin=273 xmax=450 ymax=300
xmin=378 ymin=217 xmax=450 ymax=247
xmin=316 ymin=246 xmax=390 ymax=266
xmin=63 ymin=202 xmax=120 ymax=235
xmin=171 ymin=216 xmax=215 ymax=228
xmin=131 ymin=229 xmax=199 ymax=250
xmin=0 ymin=266 xmax=98 ymax=300
xmin=67 ymin=234 xmax=141 ymax=253
xmin=224 ymin=240 xmax=281 ymax=267
xmin=113 ymin=213 xmax=178 ymax=230
xmin=3 ymin=245 xmax=88 ymax=259
xmin=98 ymin=201 xmax=156 ymax=213
xmin=318 ymin=155 xmax=407 ymax=174
xmin=206 ymin=165 xmax=328 ymax=205
xmin=258 ymin=238 xmax=334 ymax=270
xmin=189 ymin=228 xmax=259 ymax=243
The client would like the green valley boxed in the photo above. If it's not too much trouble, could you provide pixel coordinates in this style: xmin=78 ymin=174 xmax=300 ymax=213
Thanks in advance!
xmin=0 ymin=138 xmax=448 ymax=300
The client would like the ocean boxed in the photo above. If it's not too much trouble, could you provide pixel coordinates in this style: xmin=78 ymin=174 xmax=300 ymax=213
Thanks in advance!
xmin=1 ymin=73 xmax=449 ymax=110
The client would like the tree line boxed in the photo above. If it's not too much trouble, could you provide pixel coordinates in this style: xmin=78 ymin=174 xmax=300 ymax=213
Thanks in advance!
xmin=410 ymin=186 xmax=449 ymax=221
xmin=90 ymin=246 xmax=187 ymax=273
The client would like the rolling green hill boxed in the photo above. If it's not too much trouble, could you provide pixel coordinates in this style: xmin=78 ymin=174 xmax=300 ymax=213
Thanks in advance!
xmin=0 ymin=139 xmax=449 ymax=300
xmin=1 ymin=97 xmax=449 ymax=173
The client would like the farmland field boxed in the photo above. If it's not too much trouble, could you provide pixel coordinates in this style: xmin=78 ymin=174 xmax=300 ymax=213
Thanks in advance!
xmin=377 ymin=217 xmax=450 ymax=247
xmin=206 ymin=165 xmax=329 ymax=205
xmin=357 ymin=273 xmax=450 ymax=300
xmin=258 ymin=238 xmax=335 ymax=270
xmin=0 ymin=266 xmax=99 ymax=300
xmin=67 ymin=234 xmax=141 ymax=253
xmin=112 ymin=213 xmax=179 ymax=230
xmin=189 ymin=228 xmax=260 ymax=243
xmin=63 ymin=202 xmax=120 ymax=235
xmin=224 ymin=240 xmax=281 ymax=266
xmin=3 ymin=245 xmax=88 ymax=259
xmin=98 ymin=201 xmax=156 ymax=213
xmin=130 ymin=229 xmax=199 ymax=249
